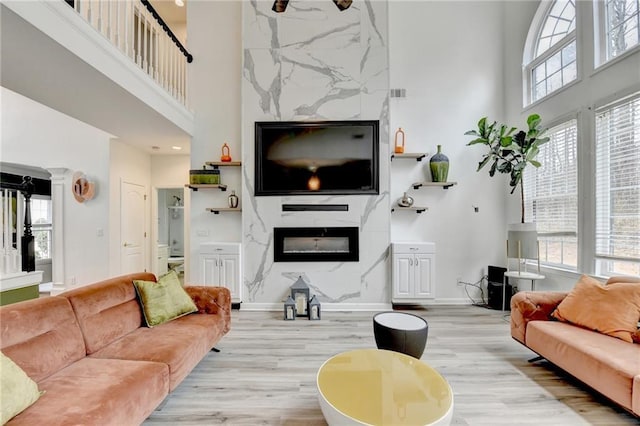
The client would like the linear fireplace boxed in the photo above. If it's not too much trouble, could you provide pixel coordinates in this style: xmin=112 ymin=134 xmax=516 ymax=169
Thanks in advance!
xmin=274 ymin=227 xmax=359 ymax=262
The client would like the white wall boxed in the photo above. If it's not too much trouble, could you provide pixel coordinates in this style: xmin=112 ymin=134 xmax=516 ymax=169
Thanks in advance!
xmin=108 ymin=139 xmax=151 ymax=276
xmin=187 ymin=1 xmax=243 ymax=280
xmin=1 ymin=87 xmax=111 ymax=287
xmin=389 ymin=1 xmax=508 ymax=302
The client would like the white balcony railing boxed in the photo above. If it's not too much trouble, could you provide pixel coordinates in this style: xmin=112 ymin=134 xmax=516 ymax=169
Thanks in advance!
xmin=68 ymin=0 xmax=190 ymax=107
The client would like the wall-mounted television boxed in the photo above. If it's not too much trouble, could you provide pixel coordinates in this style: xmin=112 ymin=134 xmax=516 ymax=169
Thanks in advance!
xmin=254 ymin=120 xmax=379 ymax=196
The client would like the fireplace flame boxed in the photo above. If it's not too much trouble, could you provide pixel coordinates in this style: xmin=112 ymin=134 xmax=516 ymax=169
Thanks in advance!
xmin=308 ymin=175 xmax=320 ymax=191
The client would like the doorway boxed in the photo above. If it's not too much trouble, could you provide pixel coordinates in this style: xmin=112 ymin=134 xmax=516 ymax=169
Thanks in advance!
xmin=155 ymin=187 xmax=186 ymax=280
xmin=120 ymin=181 xmax=146 ymax=274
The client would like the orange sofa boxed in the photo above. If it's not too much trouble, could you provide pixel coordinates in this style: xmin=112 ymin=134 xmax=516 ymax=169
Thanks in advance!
xmin=510 ymin=279 xmax=640 ymax=417
xmin=0 ymin=272 xmax=231 ymax=425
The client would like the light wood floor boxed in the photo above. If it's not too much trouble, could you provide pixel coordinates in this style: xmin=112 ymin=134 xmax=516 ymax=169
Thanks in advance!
xmin=144 ymin=306 xmax=638 ymax=425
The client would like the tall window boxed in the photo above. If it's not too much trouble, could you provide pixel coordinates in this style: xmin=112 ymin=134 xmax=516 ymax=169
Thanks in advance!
xmin=31 ymin=197 xmax=52 ymax=261
xmin=601 ymin=0 xmax=640 ymax=61
xmin=525 ymin=0 xmax=577 ymax=104
xmin=595 ymin=92 xmax=640 ymax=276
xmin=524 ymin=120 xmax=578 ymax=269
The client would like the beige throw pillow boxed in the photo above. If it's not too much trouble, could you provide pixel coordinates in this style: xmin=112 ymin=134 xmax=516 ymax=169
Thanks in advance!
xmin=1 ymin=352 xmax=42 ymax=424
xmin=133 ymin=270 xmax=197 ymax=327
xmin=551 ymin=275 xmax=640 ymax=343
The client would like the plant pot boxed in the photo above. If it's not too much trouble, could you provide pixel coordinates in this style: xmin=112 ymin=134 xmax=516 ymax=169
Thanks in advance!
xmin=507 ymin=223 xmax=538 ymax=259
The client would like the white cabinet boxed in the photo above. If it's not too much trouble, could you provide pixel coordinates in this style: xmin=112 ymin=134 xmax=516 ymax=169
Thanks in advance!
xmin=199 ymin=243 xmax=241 ymax=304
xmin=391 ymin=242 xmax=435 ymax=303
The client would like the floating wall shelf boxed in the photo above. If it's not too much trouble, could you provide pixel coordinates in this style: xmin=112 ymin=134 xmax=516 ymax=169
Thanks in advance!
xmin=185 ymin=184 xmax=228 ymax=191
xmin=205 ymin=161 xmax=242 ymax=167
xmin=411 ymin=182 xmax=458 ymax=190
xmin=206 ymin=208 xmax=242 ymax=214
xmin=391 ymin=206 xmax=428 ymax=214
xmin=390 ymin=153 xmax=428 ymax=162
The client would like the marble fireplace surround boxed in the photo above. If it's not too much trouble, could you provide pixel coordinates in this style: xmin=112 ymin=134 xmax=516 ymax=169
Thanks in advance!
xmin=241 ymin=0 xmax=390 ymax=310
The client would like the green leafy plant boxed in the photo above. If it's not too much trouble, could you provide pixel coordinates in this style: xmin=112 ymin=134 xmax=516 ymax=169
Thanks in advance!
xmin=465 ymin=113 xmax=550 ymax=223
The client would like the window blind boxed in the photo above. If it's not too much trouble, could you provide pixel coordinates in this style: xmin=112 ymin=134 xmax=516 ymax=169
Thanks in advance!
xmin=524 ymin=119 xmax=578 ymax=267
xmin=595 ymin=92 xmax=640 ymax=263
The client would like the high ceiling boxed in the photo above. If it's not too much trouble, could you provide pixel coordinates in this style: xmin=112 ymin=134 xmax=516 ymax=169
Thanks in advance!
xmin=149 ymin=0 xmax=186 ymax=27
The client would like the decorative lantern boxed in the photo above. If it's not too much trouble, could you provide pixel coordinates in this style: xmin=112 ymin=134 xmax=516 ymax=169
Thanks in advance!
xmin=290 ymin=276 xmax=310 ymax=317
xmin=284 ymin=296 xmax=296 ymax=320
xmin=308 ymin=295 xmax=321 ymax=320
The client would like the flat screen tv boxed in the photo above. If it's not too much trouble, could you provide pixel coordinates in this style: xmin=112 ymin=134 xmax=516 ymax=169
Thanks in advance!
xmin=255 ymin=120 xmax=379 ymax=196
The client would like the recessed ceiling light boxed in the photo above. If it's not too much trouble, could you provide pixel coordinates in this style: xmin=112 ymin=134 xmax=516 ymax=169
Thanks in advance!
xmin=175 ymin=0 xmax=184 ymax=7
xmin=171 ymin=146 xmax=183 ymax=150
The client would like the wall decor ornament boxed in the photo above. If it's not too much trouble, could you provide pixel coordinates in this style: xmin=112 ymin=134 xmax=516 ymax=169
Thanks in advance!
xmin=220 ymin=143 xmax=232 ymax=162
xmin=429 ymin=145 xmax=449 ymax=183
xmin=71 ymin=171 xmax=96 ymax=203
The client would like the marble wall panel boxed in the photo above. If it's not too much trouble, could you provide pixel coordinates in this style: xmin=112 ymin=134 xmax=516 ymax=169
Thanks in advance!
xmin=241 ymin=0 xmax=389 ymax=306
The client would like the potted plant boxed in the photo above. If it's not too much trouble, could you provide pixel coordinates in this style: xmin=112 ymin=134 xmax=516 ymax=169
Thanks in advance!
xmin=464 ymin=113 xmax=550 ymax=224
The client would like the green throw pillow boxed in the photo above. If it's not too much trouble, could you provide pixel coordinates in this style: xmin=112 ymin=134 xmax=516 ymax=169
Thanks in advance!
xmin=1 ymin=352 xmax=42 ymax=424
xmin=133 ymin=270 xmax=197 ymax=327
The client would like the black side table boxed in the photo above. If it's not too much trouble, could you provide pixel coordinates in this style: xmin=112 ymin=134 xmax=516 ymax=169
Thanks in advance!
xmin=373 ymin=312 xmax=429 ymax=359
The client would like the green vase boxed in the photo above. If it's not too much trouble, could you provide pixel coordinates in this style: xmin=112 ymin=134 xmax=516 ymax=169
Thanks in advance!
xmin=430 ymin=145 xmax=449 ymax=183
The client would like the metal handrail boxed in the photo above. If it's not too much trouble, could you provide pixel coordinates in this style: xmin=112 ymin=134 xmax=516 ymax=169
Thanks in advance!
xmin=139 ymin=0 xmax=193 ymax=63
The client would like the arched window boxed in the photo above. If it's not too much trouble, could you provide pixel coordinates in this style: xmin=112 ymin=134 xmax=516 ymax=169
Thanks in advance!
xmin=523 ymin=0 xmax=577 ymax=105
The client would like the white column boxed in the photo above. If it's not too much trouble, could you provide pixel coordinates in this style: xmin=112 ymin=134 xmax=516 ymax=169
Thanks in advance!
xmin=47 ymin=168 xmax=68 ymax=295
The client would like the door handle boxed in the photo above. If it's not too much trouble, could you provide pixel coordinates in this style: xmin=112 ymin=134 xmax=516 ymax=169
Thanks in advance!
xmin=123 ymin=242 xmax=131 ymax=247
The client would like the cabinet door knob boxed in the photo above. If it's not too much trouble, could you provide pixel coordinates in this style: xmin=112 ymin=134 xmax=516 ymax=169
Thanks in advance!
xmin=409 ymin=258 xmax=413 ymax=266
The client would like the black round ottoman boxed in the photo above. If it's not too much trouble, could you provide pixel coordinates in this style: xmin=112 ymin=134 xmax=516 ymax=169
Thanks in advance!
xmin=373 ymin=312 xmax=429 ymax=359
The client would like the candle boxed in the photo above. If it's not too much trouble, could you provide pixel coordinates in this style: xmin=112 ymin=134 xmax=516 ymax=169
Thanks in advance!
xmin=295 ymin=293 xmax=306 ymax=315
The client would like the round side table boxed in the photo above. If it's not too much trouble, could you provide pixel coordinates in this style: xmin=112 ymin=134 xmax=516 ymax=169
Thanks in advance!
xmin=373 ymin=312 xmax=429 ymax=359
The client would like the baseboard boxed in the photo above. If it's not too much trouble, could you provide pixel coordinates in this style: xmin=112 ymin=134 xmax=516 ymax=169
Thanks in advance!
xmin=240 ymin=302 xmax=393 ymax=311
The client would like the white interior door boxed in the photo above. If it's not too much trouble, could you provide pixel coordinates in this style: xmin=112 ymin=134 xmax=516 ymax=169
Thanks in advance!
xmin=121 ymin=181 xmax=146 ymax=274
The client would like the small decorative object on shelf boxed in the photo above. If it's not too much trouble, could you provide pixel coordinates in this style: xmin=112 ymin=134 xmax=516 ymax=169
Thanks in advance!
xmin=189 ymin=167 xmax=220 ymax=184
xmin=397 ymin=192 xmax=414 ymax=207
xmin=228 ymin=190 xmax=239 ymax=208
xmin=308 ymin=295 xmax=321 ymax=320
xmin=394 ymin=128 xmax=405 ymax=154
xmin=220 ymin=143 xmax=232 ymax=162
xmin=430 ymin=145 xmax=449 ymax=182
xmin=290 ymin=276 xmax=310 ymax=317
xmin=284 ymin=296 xmax=296 ymax=320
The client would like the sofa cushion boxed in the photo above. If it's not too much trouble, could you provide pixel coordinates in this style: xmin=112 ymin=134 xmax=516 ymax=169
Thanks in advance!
xmin=5 ymin=357 xmax=169 ymax=426
xmin=133 ymin=271 xmax=197 ymax=327
xmin=0 ymin=296 xmax=86 ymax=382
xmin=0 ymin=352 xmax=42 ymax=424
xmin=551 ymin=275 xmax=640 ymax=343
xmin=89 ymin=313 xmax=225 ymax=391
xmin=62 ymin=273 xmax=156 ymax=354
xmin=526 ymin=320 xmax=640 ymax=413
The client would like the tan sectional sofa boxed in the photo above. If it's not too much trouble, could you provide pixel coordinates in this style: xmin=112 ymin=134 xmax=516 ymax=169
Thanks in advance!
xmin=0 ymin=272 xmax=231 ymax=425
xmin=510 ymin=277 xmax=640 ymax=417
